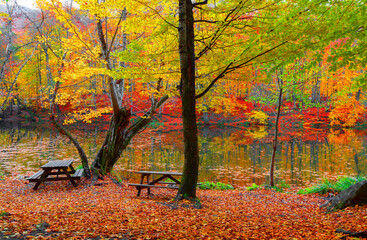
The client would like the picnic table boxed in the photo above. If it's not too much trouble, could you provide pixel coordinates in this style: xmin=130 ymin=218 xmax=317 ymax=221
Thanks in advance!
xmin=26 ymin=159 xmax=84 ymax=190
xmin=128 ymin=171 xmax=182 ymax=196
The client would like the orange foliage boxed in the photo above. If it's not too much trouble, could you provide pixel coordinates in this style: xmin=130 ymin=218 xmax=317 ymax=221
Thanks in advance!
xmin=1 ymin=177 xmax=366 ymax=239
xmin=329 ymin=97 xmax=365 ymax=127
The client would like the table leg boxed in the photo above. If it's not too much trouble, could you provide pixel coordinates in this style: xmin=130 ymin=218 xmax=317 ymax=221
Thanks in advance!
xmin=69 ymin=165 xmax=76 ymax=174
xmin=167 ymin=175 xmax=181 ymax=184
xmin=33 ymin=169 xmax=51 ymax=190
xmin=61 ymin=168 xmax=77 ymax=187
xmin=137 ymin=174 xmax=145 ymax=196
xmin=147 ymin=174 xmax=151 ymax=195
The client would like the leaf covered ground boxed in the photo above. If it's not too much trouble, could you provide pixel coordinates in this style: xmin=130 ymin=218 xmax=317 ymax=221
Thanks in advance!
xmin=0 ymin=177 xmax=366 ymax=239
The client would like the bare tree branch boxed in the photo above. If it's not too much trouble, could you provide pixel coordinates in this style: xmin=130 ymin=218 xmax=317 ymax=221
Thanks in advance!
xmin=195 ymin=41 xmax=288 ymax=99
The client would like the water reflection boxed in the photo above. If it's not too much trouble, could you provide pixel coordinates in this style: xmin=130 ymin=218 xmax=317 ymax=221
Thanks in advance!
xmin=0 ymin=121 xmax=366 ymax=186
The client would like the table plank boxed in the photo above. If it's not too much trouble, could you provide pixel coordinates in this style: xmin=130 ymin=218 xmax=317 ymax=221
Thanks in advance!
xmin=135 ymin=171 xmax=182 ymax=176
xmin=26 ymin=170 xmax=44 ymax=180
xmin=42 ymin=160 xmax=73 ymax=168
xmin=128 ymin=183 xmax=179 ymax=189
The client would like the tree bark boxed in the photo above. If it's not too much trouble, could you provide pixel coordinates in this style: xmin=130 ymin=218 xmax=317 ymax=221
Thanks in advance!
xmin=91 ymin=15 xmax=169 ymax=179
xmin=91 ymin=94 xmax=168 ymax=178
xmin=92 ymin=108 xmax=131 ymax=175
xmin=321 ymin=180 xmax=367 ymax=211
xmin=270 ymin=86 xmax=283 ymax=186
xmin=175 ymin=0 xmax=200 ymax=201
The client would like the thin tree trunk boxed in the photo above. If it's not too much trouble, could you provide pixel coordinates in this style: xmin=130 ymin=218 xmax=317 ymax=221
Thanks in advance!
xmin=45 ymin=1 xmax=92 ymax=177
xmin=270 ymin=87 xmax=283 ymax=187
xmin=49 ymin=80 xmax=92 ymax=178
xmin=0 ymin=43 xmax=39 ymax=115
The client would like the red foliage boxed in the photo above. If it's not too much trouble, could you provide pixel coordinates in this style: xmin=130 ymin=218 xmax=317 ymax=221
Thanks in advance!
xmin=0 ymin=177 xmax=366 ymax=239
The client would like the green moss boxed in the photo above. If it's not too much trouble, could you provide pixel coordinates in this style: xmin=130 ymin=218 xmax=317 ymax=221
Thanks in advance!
xmin=0 ymin=211 xmax=9 ymax=217
xmin=198 ymin=181 xmax=234 ymax=190
xmin=247 ymin=181 xmax=290 ymax=192
xmin=278 ymin=181 xmax=290 ymax=189
xmin=297 ymin=176 xmax=366 ymax=195
xmin=246 ymin=183 xmax=261 ymax=191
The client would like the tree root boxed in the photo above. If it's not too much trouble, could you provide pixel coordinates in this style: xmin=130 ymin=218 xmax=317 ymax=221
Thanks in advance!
xmin=336 ymin=229 xmax=367 ymax=239
xmin=107 ymin=175 xmax=123 ymax=187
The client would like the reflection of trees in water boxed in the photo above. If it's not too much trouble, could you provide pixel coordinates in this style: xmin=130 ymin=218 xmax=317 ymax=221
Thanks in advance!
xmin=354 ymin=139 xmax=367 ymax=176
xmin=119 ymin=125 xmax=367 ymax=184
xmin=1 ymin=122 xmax=367 ymax=184
xmin=0 ymin=121 xmax=104 ymax=174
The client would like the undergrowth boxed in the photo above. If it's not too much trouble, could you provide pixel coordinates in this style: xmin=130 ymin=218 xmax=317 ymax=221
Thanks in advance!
xmin=297 ymin=176 xmax=366 ymax=195
xmin=199 ymin=181 xmax=234 ymax=190
xmin=75 ymin=165 xmax=83 ymax=170
xmin=246 ymin=181 xmax=290 ymax=192
xmin=0 ymin=211 xmax=9 ymax=217
xmin=246 ymin=183 xmax=261 ymax=191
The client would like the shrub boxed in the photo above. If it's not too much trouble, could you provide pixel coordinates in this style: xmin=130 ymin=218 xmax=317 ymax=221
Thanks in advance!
xmin=199 ymin=181 xmax=234 ymax=190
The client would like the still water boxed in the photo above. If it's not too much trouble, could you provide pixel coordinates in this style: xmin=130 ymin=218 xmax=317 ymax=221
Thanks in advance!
xmin=0 ymin=121 xmax=366 ymax=187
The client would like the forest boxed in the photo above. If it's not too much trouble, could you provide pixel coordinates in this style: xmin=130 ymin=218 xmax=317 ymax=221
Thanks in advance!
xmin=1 ymin=0 xmax=367 ymax=239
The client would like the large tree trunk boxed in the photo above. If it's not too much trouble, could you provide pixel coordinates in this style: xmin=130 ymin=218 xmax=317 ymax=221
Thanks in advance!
xmin=92 ymin=108 xmax=131 ymax=175
xmin=175 ymin=0 xmax=200 ymax=201
xmin=91 ymin=94 xmax=168 ymax=178
xmin=321 ymin=180 xmax=367 ymax=211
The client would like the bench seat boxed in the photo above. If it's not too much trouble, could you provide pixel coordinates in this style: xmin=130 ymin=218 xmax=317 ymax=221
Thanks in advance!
xmin=72 ymin=168 xmax=84 ymax=178
xmin=128 ymin=183 xmax=179 ymax=189
xmin=26 ymin=170 xmax=44 ymax=181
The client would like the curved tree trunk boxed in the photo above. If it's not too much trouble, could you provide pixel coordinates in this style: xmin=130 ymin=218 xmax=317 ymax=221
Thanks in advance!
xmin=92 ymin=108 xmax=131 ymax=175
xmin=47 ymin=8 xmax=169 ymax=181
xmin=91 ymin=95 xmax=169 ymax=178
xmin=50 ymin=115 xmax=92 ymax=178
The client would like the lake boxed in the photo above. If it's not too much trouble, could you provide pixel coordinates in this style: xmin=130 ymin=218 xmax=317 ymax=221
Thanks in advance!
xmin=0 ymin=120 xmax=366 ymax=187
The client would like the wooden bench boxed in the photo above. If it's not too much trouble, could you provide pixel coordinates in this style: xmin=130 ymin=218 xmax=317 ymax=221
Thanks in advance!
xmin=73 ymin=168 xmax=84 ymax=178
xmin=26 ymin=160 xmax=83 ymax=190
xmin=128 ymin=171 xmax=182 ymax=196
xmin=27 ymin=170 xmax=45 ymax=181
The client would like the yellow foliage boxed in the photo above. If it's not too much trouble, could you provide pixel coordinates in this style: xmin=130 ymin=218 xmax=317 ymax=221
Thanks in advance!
xmin=248 ymin=110 xmax=269 ymax=125
xmin=246 ymin=126 xmax=268 ymax=139
xmin=64 ymin=106 xmax=112 ymax=125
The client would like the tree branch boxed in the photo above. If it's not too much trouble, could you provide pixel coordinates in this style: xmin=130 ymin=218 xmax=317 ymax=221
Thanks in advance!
xmin=193 ymin=0 xmax=208 ymax=7
xmin=195 ymin=2 xmax=244 ymax=61
xmin=134 ymin=0 xmax=178 ymax=29
xmin=97 ymin=19 xmax=121 ymax=113
xmin=195 ymin=41 xmax=288 ymax=99
xmin=107 ymin=9 xmax=126 ymax=59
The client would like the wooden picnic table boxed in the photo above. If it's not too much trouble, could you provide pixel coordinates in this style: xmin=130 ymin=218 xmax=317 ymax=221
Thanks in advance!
xmin=128 ymin=171 xmax=182 ymax=196
xmin=27 ymin=160 xmax=84 ymax=190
